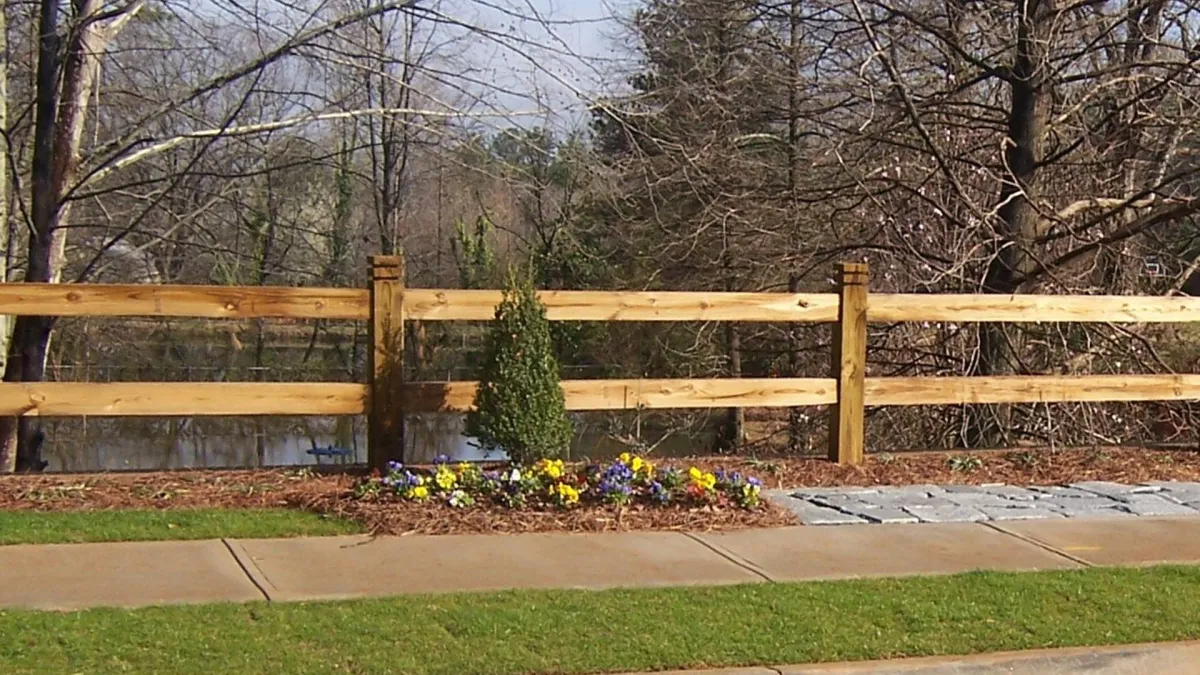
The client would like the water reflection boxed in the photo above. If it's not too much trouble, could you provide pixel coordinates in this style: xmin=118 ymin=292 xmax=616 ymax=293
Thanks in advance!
xmin=40 ymin=414 xmax=711 ymax=472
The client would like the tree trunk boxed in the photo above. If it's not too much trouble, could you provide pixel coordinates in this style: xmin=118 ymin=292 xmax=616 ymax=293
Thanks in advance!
xmin=721 ymin=221 xmax=744 ymax=451
xmin=0 ymin=2 xmax=13 ymax=472
xmin=0 ymin=0 xmax=62 ymax=471
xmin=0 ymin=0 xmax=142 ymax=471
xmin=723 ymin=321 xmax=745 ymax=450
xmin=786 ymin=0 xmax=805 ymax=454
xmin=967 ymin=0 xmax=1055 ymax=447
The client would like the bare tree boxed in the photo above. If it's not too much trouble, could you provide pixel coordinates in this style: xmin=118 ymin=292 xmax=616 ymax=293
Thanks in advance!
xmin=4 ymin=0 xmax=620 ymax=471
xmin=0 ymin=0 xmax=433 ymax=470
xmin=591 ymin=0 xmax=1200 ymax=454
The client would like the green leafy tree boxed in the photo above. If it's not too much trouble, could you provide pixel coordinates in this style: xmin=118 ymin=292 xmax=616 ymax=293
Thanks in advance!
xmin=466 ymin=268 xmax=572 ymax=464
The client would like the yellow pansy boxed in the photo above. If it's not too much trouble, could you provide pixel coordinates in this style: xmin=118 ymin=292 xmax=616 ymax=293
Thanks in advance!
xmin=435 ymin=466 xmax=457 ymax=490
xmin=619 ymin=452 xmax=633 ymax=465
xmin=536 ymin=459 xmax=565 ymax=479
xmin=410 ymin=485 xmax=430 ymax=500
xmin=553 ymin=482 xmax=580 ymax=505
xmin=688 ymin=467 xmax=716 ymax=490
xmin=631 ymin=457 xmax=644 ymax=473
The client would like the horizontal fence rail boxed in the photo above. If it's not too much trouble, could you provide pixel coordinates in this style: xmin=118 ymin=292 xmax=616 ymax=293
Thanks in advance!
xmin=0 ymin=382 xmax=367 ymax=416
xmin=0 ymin=255 xmax=1195 ymax=468
xmin=0 ymin=283 xmax=369 ymax=320
xmin=7 ymin=284 xmax=1199 ymax=325
xmin=404 ymin=289 xmax=841 ymax=322
xmin=864 ymin=375 xmax=1200 ymax=406
xmin=0 ymin=375 xmax=1194 ymax=417
xmin=401 ymin=376 xmax=1200 ymax=413
xmin=402 ymin=378 xmax=840 ymax=413
xmin=868 ymin=294 xmax=1200 ymax=323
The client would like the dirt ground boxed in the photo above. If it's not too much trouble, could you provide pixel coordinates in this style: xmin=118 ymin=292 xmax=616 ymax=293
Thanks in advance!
xmin=3 ymin=446 xmax=1198 ymax=535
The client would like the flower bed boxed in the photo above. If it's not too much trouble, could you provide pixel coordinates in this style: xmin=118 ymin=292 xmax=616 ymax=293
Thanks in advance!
xmin=5 ymin=447 xmax=1194 ymax=536
xmin=353 ymin=453 xmax=766 ymax=512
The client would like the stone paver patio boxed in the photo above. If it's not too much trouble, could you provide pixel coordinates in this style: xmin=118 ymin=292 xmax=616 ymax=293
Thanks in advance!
xmin=767 ymin=481 xmax=1200 ymax=525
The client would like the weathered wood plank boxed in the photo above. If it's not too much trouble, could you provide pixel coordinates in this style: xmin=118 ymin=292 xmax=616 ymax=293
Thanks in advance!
xmin=403 ymin=378 xmax=838 ymax=412
xmin=0 ymin=383 xmax=367 ymax=416
xmin=865 ymin=375 xmax=1200 ymax=406
xmin=403 ymin=289 xmax=840 ymax=322
xmin=368 ymin=256 xmax=406 ymax=469
xmin=8 ymin=284 xmax=1198 ymax=325
xmin=829 ymin=263 xmax=868 ymax=465
xmin=869 ymin=294 xmax=1200 ymax=323
xmin=0 ymin=284 xmax=369 ymax=319
xmin=0 ymin=285 xmax=836 ymax=322
xmin=10 ymin=375 xmax=1192 ymax=416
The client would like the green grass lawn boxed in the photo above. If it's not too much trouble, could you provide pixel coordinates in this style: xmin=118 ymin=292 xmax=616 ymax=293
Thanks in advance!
xmin=3 ymin=565 xmax=1200 ymax=674
xmin=0 ymin=509 xmax=361 ymax=545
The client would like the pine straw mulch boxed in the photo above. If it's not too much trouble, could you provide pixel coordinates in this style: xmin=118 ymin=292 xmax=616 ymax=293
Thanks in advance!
xmin=0 ymin=466 xmax=796 ymax=535
xmin=304 ymin=495 xmax=797 ymax=536
xmin=2 ymin=446 xmax=1200 ymax=535
xmin=0 ymin=468 xmax=352 ymax=512
xmin=687 ymin=445 xmax=1200 ymax=490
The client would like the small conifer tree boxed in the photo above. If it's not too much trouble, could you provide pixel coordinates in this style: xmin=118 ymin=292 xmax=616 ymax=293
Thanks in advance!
xmin=466 ymin=267 xmax=572 ymax=464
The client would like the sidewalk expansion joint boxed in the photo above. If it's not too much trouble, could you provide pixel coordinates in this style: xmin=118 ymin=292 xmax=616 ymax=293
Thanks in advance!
xmin=221 ymin=538 xmax=273 ymax=602
xmin=980 ymin=522 xmax=1095 ymax=568
xmin=681 ymin=532 xmax=775 ymax=583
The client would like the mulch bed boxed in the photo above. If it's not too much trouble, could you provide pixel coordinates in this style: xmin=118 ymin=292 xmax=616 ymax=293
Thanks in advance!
xmin=689 ymin=446 xmax=1200 ymax=490
xmin=0 ymin=468 xmax=351 ymax=512
xmin=302 ymin=494 xmax=797 ymax=535
xmin=0 ymin=466 xmax=797 ymax=535
xmin=2 ymin=447 xmax=1199 ymax=535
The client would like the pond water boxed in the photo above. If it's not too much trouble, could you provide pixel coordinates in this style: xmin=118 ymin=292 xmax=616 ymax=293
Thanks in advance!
xmin=40 ymin=414 xmax=713 ymax=472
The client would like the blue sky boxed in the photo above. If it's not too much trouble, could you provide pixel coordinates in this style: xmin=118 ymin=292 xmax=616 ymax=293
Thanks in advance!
xmin=460 ymin=0 xmax=638 ymax=126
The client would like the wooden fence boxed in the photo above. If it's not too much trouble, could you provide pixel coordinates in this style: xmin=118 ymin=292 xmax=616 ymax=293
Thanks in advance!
xmin=0 ymin=254 xmax=1197 ymax=468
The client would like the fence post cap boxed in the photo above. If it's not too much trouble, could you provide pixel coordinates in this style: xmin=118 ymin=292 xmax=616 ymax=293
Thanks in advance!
xmin=370 ymin=255 xmax=404 ymax=281
xmin=835 ymin=262 xmax=869 ymax=284
xmin=369 ymin=255 xmax=404 ymax=267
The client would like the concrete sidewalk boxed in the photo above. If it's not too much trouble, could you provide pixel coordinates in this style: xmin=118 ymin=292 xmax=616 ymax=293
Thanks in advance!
xmin=6 ymin=515 xmax=1200 ymax=610
xmin=612 ymin=641 xmax=1200 ymax=674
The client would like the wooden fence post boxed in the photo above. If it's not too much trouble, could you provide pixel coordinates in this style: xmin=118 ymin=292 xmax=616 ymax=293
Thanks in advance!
xmin=829 ymin=262 xmax=868 ymax=465
xmin=368 ymin=255 xmax=405 ymax=470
